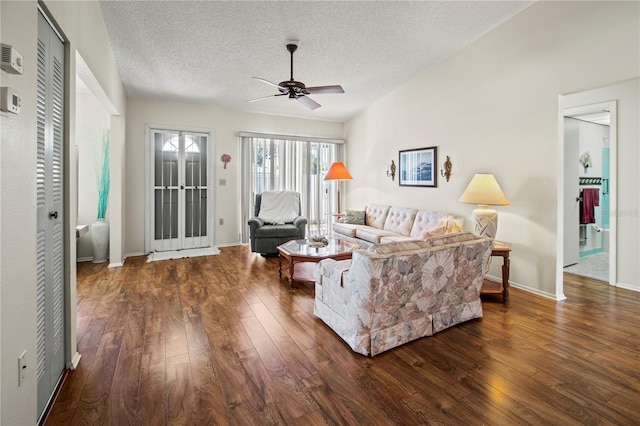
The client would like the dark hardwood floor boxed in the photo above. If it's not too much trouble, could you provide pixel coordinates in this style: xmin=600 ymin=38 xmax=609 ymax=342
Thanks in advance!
xmin=44 ymin=245 xmax=639 ymax=425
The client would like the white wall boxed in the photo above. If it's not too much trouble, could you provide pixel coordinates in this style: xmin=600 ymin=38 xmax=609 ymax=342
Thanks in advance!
xmin=44 ymin=1 xmax=127 ymax=268
xmin=1 ymin=3 xmax=39 ymax=422
xmin=576 ymin=120 xmax=609 ymax=180
xmin=125 ymin=97 xmax=344 ymax=256
xmin=344 ymin=1 xmax=639 ymax=298
xmin=0 ymin=0 xmax=126 ymax=423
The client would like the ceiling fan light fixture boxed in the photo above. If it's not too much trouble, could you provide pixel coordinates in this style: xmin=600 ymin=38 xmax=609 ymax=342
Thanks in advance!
xmin=248 ymin=42 xmax=344 ymax=110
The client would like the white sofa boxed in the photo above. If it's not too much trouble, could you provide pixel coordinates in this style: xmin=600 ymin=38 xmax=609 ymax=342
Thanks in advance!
xmin=332 ymin=204 xmax=464 ymax=249
xmin=314 ymin=232 xmax=493 ymax=356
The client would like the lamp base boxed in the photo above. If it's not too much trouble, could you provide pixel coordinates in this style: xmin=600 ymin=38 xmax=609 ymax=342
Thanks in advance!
xmin=472 ymin=205 xmax=498 ymax=239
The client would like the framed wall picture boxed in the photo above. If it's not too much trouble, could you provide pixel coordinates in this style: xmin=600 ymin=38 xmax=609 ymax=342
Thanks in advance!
xmin=399 ymin=146 xmax=438 ymax=187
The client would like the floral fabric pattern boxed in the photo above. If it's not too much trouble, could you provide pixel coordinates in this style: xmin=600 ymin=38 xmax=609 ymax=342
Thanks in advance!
xmin=314 ymin=232 xmax=492 ymax=356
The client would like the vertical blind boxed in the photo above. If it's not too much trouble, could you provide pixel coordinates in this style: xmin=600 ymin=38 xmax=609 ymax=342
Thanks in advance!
xmin=240 ymin=134 xmax=345 ymax=242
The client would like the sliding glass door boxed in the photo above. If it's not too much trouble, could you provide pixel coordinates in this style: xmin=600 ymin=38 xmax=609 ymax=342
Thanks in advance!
xmin=241 ymin=135 xmax=344 ymax=242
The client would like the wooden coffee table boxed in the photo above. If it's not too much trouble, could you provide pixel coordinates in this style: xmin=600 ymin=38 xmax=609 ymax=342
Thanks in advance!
xmin=277 ymin=238 xmax=360 ymax=285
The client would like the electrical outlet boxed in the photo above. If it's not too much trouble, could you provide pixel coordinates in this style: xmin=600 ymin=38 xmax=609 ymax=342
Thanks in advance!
xmin=219 ymin=218 xmax=224 ymax=226
xmin=18 ymin=350 xmax=27 ymax=386
xmin=219 ymin=179 xmax=226 ymax=186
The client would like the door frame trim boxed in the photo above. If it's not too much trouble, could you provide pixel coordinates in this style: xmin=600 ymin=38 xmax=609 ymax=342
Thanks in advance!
xmin=557 ymin=100 xmax=617 ymax=299
xmin=144 ymin=124 xmax=216 ymax=253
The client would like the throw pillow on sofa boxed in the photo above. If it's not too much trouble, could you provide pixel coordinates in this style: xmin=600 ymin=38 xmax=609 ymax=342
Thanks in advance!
xmin=344 ymin=210 xmax=365 ymax=225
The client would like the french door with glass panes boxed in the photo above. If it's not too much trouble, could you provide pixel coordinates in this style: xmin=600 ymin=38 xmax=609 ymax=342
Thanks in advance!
xmin=151 ymin=130 xmax=212 ymax=251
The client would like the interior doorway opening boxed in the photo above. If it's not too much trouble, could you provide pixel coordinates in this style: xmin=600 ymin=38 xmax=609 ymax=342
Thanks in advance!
xmin=560 ymin=101 xmax=617 ymax=291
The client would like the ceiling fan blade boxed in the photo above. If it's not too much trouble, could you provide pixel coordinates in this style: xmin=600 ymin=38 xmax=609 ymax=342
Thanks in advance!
xmin=246 ymin=93 xmax=287 ymax=103
xmin=305 ymin=85 xmax=345 ymax=95
xmin=250 ymin=45 xmax=342 ymax=111
xmin=253 ymin=77 xmax=287 ymax=93
xmin=296 ymin=95 xmax=321 ymax=110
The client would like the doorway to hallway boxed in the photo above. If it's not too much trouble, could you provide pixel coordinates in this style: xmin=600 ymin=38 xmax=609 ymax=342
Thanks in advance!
xmin=560 ymin=101 xmax=617 ymax=289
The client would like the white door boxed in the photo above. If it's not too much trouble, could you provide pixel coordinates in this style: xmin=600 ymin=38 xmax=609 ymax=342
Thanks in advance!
xmin=151 ymin=130 xmax=212 ymax=251
xmin=563 ymin=117 xmax=580 ymax=267
xmin=36 ymin=10 xmax=66 ymax=418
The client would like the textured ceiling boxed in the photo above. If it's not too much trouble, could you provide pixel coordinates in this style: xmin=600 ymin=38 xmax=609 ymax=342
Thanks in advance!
xmin=100 ymin=1 xmax=533 ymax=122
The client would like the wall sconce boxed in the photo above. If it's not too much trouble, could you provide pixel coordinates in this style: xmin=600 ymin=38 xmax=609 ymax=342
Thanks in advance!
xmin=440 ymin=156 xmax=452 ymax=182
xmin=386 ymin=160 xmax=396 ymax=181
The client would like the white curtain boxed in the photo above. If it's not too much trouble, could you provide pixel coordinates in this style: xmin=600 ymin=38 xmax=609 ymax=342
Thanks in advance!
xmin=240 ymin=135 xmax=344 ymax=242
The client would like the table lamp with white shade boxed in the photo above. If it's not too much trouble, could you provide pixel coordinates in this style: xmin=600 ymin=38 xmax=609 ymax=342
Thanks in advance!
xmin=459 ymin=173 xmax=510 ymax=239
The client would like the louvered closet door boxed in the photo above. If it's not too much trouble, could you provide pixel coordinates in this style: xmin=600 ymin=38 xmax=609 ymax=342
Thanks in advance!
xmin=36 ymin=10 xmax=66 ymax=418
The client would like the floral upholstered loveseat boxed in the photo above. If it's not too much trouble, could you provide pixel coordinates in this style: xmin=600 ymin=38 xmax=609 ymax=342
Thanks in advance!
xmin=313 ymin=232 xmax=493 ymax=356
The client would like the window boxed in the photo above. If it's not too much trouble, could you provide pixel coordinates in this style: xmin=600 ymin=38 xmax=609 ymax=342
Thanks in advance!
xmin=162 ymin=134 xmax=200 ymax=153
xmin=240 ymin=134 xmax=345 ymax=241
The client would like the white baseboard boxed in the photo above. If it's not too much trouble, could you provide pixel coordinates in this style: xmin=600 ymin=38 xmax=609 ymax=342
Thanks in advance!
xmin=616 ymin=281 xmax=640 ymax=292
xmin=78 ymin=257 xmax=123 ymax=267
xmin=66 ymin=352 xmax=82 ymax=370
xmin=485 ymin=273 xmax=560 ymax=301
xmin=216 ymin=241 xmax=244 ymax=248
xmin=124 ymin=251 xmax=147 ymax=258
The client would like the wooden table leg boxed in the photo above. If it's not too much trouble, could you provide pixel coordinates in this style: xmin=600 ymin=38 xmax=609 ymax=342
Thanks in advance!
xmin=482 ymin=245 xmax=511 ymax=303
xmin=501 ymin=254 xmax=510 ymax=303
xmin=288 ymin=258 xmax=295 ymax=285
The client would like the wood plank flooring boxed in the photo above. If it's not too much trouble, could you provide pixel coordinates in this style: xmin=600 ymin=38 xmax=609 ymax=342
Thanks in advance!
xmin=44 ymin=245 xmax=639 ymax=425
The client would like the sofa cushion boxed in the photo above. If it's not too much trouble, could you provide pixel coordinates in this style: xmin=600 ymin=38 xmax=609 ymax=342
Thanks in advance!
xmin=355 ymin=227 xmax=397 ymax=244
xmin=254 ymin=224 xmax=304 ymax=238
xmin=333 ymin=222 xmax=366 ymax=238
xmin=417 ymin=217 xmax=463 ymax=238
xmin=410 ymin=210 xmax=463 ymax=238
xmin=379 ymin=236 xmax=421 ymax=244
xmin=366 ymin=239 xmax=433 ymax=255
xmin=365 ymin=204 xmax=391 ymax=229
xmin=382 ymin=207 xmax=417 ymax=236
xmin=344 ymin=210 xmax=365 ymax=224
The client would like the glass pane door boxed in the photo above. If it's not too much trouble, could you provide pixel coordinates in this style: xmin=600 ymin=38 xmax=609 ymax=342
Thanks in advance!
xmin=152 ymin=131 xmax=210 ymax=251
xmin=183 ymin=134 xmax=208 ymax=249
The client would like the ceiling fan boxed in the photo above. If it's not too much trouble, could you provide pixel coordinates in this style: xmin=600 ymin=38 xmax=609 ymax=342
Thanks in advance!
xmin=247 ymin=42 xmax=344 ymax=110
